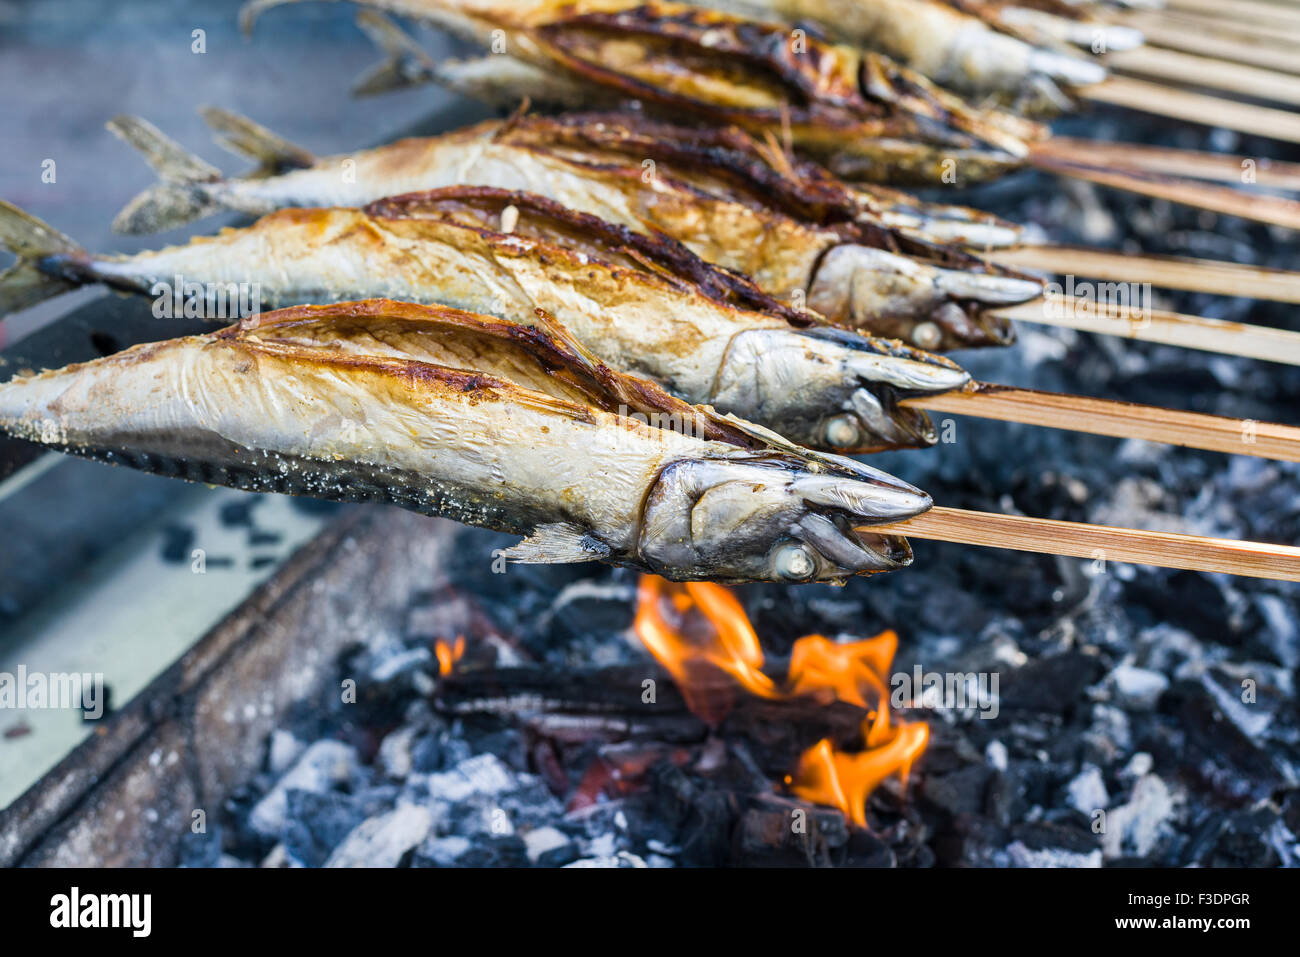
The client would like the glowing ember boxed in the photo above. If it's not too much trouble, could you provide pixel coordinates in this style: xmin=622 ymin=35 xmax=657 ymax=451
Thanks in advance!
xmin=633 ymin=575 xmax=928 ymax=827
xmin=434 ymin=635 xmax=466 ymax=676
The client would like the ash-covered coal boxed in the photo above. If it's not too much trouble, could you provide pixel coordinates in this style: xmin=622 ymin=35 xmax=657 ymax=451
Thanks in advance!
xmin=184 ymin=109 xmax=1299 ymax=868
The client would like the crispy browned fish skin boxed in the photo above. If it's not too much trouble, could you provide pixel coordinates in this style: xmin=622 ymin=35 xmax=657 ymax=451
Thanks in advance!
xmin=3 ymin=197 xmax=971 ymax=453
xmin=241 ymin=0 xmax=1045 ymax=185
xmin=703 ymin=0 xmax=1108 ymax=101
xmin=100 ymin=110 xmax=1036 ymax=348
xmin=109 ymin=108 xmax=1026 ymax=250
xmin=0 ymin=298 xmax=933 ymax=583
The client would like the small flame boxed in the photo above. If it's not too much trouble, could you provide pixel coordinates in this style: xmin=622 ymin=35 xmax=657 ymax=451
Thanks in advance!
xmin=435 ymin=635 xmax=466 ymax=677
xmin=790 ymin=721 xmax=930 ymax=830
xmin=633 ymin=575 xmax=927 ymax=827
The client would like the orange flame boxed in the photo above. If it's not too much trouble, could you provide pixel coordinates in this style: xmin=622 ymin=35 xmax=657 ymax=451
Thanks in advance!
xmin=633 ymin=575 xmax=927 ymax=827
xmin=434 ymin=635 xmax=466 ymax=677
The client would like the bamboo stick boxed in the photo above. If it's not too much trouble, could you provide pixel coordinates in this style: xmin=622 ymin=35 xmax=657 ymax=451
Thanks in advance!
xmin=871 ymin=507 xmax=1300 ymax=582
xmin=1136 ymin=3 xmax=1300 ymax=40
xmin=985 ymin=246 xmax=1300 ymax=304
xmin=993 ymin=295 xmax=1300 ymax=366
xmin=1104 ymin=46 xmax=1300 ymax=109
xmin=1025 ymin=138 xmax=1300 ymax=190
xmin=905 ymin=384 xmax=1300 ymax=462
xmin=1163 ymin=0 xmax=1300 ymax=31
xmin=1079 ymin=76 xmax=1300 ymax=145
xmin=1028 ymin=150 xmax=1300 ymax=230
xmin=1119 ymin=17 xmax=1300 ymax=77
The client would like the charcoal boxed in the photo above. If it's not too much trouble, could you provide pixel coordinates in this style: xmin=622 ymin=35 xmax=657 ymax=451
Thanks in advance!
xmin=177 ymin=826 xmax=225 ymax=868
xmin=1004 ymin=841 xmax=1101 ymax=868
xmin=565 ymin=852 xmax=650 ymax=868
xmin=522 ymin=826 xmax=579 ymax=866
xmin=186 ymin=105 xmax=1300 ymax=869
xmin=734 ymin=794 xmax=850 ymax=867
xmin=248 ymin=740 xmax=360 ymax=839
xmin=1100 ymin=775 xmax=1178 ymax=861
xmin=1064 ymin=765 xmax=1109 ymax=815
xmin=324 ymin=804 xmax=434 ymax=868
xmin=412 ymin=835 xmax=474 ymax=867
xmin=1104 ymin=663 xmax=1169 ymax=711
xmin=999 ymin=652 xmax=1105 ymax=716
xmin=283 ymin=790 xmax=370 ymax=868
xmin=920 ymin=764 xmax=991 ymax=821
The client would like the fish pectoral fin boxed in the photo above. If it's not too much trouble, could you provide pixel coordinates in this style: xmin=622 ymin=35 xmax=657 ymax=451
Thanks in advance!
xmin=502 ymin=523 xmax=612 ymax=564
xmin=198 ymin=106 xmax=316 ymax=175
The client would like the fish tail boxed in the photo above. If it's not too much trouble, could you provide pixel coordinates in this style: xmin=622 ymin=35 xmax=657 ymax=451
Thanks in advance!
xmin=198 ymin=106 xmax=317 ymax=174
xmin=106 ymin=114 xmax=223 ymax=234
xmin=352 ymin=10 xmax=436 ymax=96
xmin=0 ymin=200 xmax=86 ymax=315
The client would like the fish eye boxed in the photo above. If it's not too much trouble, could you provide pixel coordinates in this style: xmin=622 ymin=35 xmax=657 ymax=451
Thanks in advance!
xmin=824 ymin=414 xmax=861 ymax=450
xmin=771 ymin=541 xmax=817 ymax=581
xmin=911 ymin=321 xmax=942 ymax=351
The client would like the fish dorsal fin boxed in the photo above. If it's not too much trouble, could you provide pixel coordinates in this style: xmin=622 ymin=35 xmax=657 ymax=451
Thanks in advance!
xmin=501 ymin=523 xmax=611 ymax=564
xmin=198 ymin=106 xmax=316 ymax=175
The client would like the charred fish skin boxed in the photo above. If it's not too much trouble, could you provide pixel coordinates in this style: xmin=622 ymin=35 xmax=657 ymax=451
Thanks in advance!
xmin=241 ymin=0 xmax=1044 ymax=186
xmin=0 ymin=198 xmax=970 ymax=454
xmin=101 ymin=111 xmax=1040 ymax=350
xmin=0 ymin=300 xmax=930 ymax=584
xmin=714 ymin=0 xmax=1107 ymax=102
xmin=108 ymin=108 xmax=1027 ymax=251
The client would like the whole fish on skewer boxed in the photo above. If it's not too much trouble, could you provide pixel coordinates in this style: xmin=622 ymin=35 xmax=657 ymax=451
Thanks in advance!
xmin=105 ymin=110 xmax=1039 ymax=349
xmin=691 ymin=0 xmax=1139 ymax=106
xmin=0 ymin=197 xmax=969 ymax=454
xmin=0 ymin=299 xmax=932 ymax=584
xmin=240 ymin=0 xmax=1046 ymax=186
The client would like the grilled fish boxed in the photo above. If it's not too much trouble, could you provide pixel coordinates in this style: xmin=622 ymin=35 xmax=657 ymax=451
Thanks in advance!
xmin=0 ymin=197 xmax=970 ymax=453
xmin=0 ymin=299 xmax=934 ymax=584
xmin=106 ymin=110 xmax=1038 ymax=349
xmin=696 ymin=0 xmax=1115 ymax=104
xmin=241 ymin=0 xmax=1047 ymax=185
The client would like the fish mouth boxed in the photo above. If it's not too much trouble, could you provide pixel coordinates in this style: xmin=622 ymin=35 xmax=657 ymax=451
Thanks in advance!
xmin=790 ymin=514 xmax=915 ymax=577
xmin=780 ymin=465 xmax=929 ymax=578
xmin=911 ymin=302 xmax=1018 ymax=351
xmin=638 ymin=456 xmax=929 ymax=583
xmin=845 ymin=389 xmax=939 ymax=449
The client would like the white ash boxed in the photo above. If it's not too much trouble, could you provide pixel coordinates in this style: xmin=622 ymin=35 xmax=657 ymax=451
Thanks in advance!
xmin=1065 ymin=765 xmax=1109 ymax=815
xmin=268 ymin=729 xmax=306 ymax=776
xmin=324 ymin=804 xmax=433 ymax=868
xmin=564 ymin=851 xmax=648 ymax=868
xmin=249 ymin=740 xmax=360 ymax=839
xmin=1104 ymin=661 xmax=1169 ymax=711
xmin=1101 ymin=776 xmax=1178 ymax=860
xmin=1004 ymin=841 xmax=1102 ymax=869
xmin=985 ymin=740 xmax=1009 ymax=772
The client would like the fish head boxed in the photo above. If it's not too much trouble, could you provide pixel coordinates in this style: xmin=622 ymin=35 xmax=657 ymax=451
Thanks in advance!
xmin=807 ymin=244 xmax=1039 ymax=350
xmin=637 ymin=456 xmax=929 ymax=584
xmin=710 ymin=326 xmax=970 ymax=453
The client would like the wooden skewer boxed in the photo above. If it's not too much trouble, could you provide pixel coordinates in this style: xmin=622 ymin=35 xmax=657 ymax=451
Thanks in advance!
xmin=985 ymin=246 xmax=1300 ymax=304
xmin=1104 ymin=46 xmax=1300 ymax=110
xmin=992 ymin=295 xmax=1300 ymax=367
xmin=904 ymin=384 xmax=1300 ymax=462
xmin=1030 ymin=138 xmax=1300 ymax=190
xmin=1119 ymin=19 xmax=1300 ymax=78
xmin=1079 ymin=76 xmax=1300 ymax=145
xmin=1163 ymin=0 xmax=1300 ymax=31
xmin=1027 ymin=149 xmax=1300 ymax=230
xmin=1138 ymin=10 xmax=1300 ymax=53
xmin=870 ymin=507 xmax=1300 ymax=582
